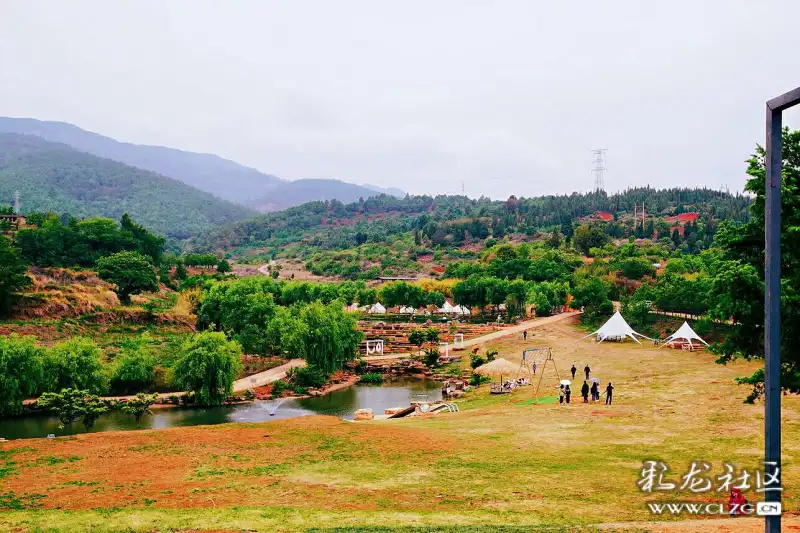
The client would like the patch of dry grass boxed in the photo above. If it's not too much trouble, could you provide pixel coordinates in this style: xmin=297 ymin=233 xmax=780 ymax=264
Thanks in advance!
xmin=1 ymin=319 xmax=797 ymax=532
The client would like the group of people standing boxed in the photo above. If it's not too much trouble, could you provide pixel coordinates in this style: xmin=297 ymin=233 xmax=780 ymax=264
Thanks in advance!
xmin=559 ymin=363 xmax=614 ymax=405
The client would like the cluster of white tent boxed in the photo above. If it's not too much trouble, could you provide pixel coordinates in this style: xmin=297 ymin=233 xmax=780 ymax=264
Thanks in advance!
xmin=347 ymin=299 xmax=471 ymax=316
xmin=583 ymin=311 xmax=708 ymax=348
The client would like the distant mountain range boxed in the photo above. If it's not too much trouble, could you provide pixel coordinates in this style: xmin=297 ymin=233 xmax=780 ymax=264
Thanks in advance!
xmin=0 ymin=133 xmax=256 ymax=238
xmin=0 ymin=117 xmax=404 ymax=212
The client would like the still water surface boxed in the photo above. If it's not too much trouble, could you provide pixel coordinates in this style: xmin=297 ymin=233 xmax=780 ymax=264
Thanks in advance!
xmin=0 ymin=378 xmax=442 ymax=440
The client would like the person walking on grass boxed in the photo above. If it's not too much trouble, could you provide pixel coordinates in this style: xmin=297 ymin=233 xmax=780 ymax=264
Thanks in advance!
xmin=605 ymin=382 xmax=614 ymax=405
xmin=584 ymin=364 xmax=591 ymax=380
xmin=590 ymin=381 xmax=599 ymax=402
xmin=532 ymin=361 xmax=537 ymax=375
xmin=559 ymin=384 xmax=565 ymax=404
xmin=565 ymin=385 xmax=571 ymax=404
xmin=523 ymin=329 xmax=527 ymax=340
xmin=571 ymin=364 xmax=577 ymax=379
xmin=581 ymin=381 xmax=589 ymax=403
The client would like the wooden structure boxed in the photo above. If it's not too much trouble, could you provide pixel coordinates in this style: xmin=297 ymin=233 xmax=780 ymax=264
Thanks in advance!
xmin=527 ymin=347 xmax=561 ymax=404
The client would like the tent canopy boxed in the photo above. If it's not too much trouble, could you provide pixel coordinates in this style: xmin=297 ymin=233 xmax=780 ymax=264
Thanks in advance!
xmin=662 ymin=321 xmax=709 ymax=347
xmin=367 ymin=302 xmax=386 ymax=314
xmin=582 ymin=312 xmax=653 ymax=344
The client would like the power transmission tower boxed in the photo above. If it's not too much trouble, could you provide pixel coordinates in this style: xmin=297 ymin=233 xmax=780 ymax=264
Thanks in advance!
xmin=591 ymin=149 xmax=607 ymax=192
xmin=14 ymin=191 xmax=20 ymax=214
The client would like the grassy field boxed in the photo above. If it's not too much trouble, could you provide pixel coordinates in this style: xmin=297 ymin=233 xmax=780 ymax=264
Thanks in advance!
xmin=1 ymin=318 xmax=798 ymax=532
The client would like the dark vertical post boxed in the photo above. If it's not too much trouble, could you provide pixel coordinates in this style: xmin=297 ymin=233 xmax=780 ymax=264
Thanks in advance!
xmin=764 ymin=103 xmax=782 ymax=533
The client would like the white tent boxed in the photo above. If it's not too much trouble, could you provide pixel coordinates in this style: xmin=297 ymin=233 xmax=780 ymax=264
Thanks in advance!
xmin=438 ymin=300 xmax=456 ymax=313
xmin=367 ymin=302 xmax=386 ymax=314
xmin=345 ymin=302 xmax=360 ymax=312
xmin=452 ymin=305 xmax=471 ymax=316
xmin=582 ymin=312 xmax=653 ymax=344
xmin=398 ymin=306 xmax=415 ymax=314
xmin=661 ymin=321 xmax=708 ymax=349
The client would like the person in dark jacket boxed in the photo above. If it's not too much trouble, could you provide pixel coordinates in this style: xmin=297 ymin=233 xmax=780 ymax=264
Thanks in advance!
xmin=565 ymin=385 xmax=571 ymax=404
xmin=559 ymin=384 xmax=565 ymax=404
xmin=590 ymin=381 xmax=599 ymax=402
xmin=523 ymin=330 xmax=527 ymax=340
xmin=605 ymin=382 xmax=614 ymax=405
xmin=581 ymin=381 xmax=589 ymax=403
xmin=584 ymin=364 xmax=591 ymax=380
xmin=570 ymin=364 xmax=577 ymax=379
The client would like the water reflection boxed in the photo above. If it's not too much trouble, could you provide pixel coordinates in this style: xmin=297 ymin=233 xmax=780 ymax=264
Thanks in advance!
xmin=0 ymin=378 xmax=441 ymax=440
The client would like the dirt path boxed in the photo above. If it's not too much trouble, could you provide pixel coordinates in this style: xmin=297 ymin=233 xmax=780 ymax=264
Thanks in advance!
xmin=363 ymin=310 xmax=582 ymax=362
xmin=231 ymin=358 xmax=305 ymax=392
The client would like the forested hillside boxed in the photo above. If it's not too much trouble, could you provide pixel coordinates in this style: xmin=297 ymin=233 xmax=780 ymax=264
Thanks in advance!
xmin=0 ymin=133 xmax=256 ymax=238
xmin=0 ymin=117 xmax=404 ymax=211
xmin=189 ymin=187 xmax=751 ymax=259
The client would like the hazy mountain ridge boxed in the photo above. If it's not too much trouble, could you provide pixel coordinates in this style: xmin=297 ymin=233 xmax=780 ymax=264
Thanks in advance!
xmin=0 ymin=117 xmax=405 ymax=211
xmin=0 ymin=133 xmax=256 ymax=238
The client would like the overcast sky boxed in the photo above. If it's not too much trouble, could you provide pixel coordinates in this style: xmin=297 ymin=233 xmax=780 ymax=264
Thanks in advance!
xmin=2 ymin=1 xmax=799 ymax=199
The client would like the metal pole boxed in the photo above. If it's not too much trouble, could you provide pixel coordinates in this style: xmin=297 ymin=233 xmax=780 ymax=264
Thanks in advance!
xmin=764 ymin=104 xmax=781 ymax=533
xmin=762 ymin=87 xmax=799 ymax=533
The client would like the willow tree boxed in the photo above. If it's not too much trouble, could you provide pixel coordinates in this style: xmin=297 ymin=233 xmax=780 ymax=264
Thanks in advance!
xmin=296 ymin=301 xmax=363 ymax=374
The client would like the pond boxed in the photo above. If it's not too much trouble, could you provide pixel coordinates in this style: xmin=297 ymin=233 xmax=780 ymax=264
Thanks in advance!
xmin=0 ymin=378 xmax=442 ymax=440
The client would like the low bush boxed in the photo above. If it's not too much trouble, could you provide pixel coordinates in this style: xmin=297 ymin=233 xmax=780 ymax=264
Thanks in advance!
xmin=424 ymin=348 xmax=441 ymax=367
xmin=270 ymin=379 xmax=290 ymax=398
xmin=470 ymin=354 xmax=487 ymax=369
xmin=485 ymin=349 xmax=498 ymax=362
xmin=360 ymin=372 xmax=384 ymax=384
xmin=470 ymin=373 xmax=491 ymax=387
xmin=291 ymin=365 xmax=328 ymax=389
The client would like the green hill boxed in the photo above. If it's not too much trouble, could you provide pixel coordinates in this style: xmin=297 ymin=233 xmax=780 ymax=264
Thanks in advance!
xmin=188 ymin=188 xmax=752 ymax=274
xmin=0 ymin=133 xmax=256 ymax=238
xmin=0 ymin=117 xmax=404 ymax=211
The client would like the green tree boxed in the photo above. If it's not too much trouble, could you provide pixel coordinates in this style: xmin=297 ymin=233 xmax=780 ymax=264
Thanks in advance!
xmin=0 ymin=237 xmax=32 ymax=317
xmin=43 ymin=337 xmax=109 ymax=394
xmin=174 ymin=261 xmax=188 ymax=280
xmin=80 ymin=395 xmax=108 ymax=431
xmin=0 ymin=334 xmax=44 ymax=416
xmin=571 ymin=276 xmax=613 ymax=318
xmin=38 ymin=388 xmax=107 ymax=431
xmin=112 ymin=342 xmax=157 ymax=394
xmin=173 ymin=331 xmax=243 ymax=405
xmin=96 ymin=251 xmax=158 ymax=304
xmin=619 ymin=257 xmax=656 ymax=280
xmin=217 ymin=258 xmax=232 ymax=273
xmin=296 ymin=301 xmax=363 ymax=374
xmin=711 ymin=127 xmax=800 ymax=399
xmin=119 ymin=392 xmax=159 ymax=426
xmin=38 ymin=388 xmax=87 ymax=429
xmin=408 ymin=328 xmax=427 ymax=356
xmin=572 ymin=223 xmax=610 ymax=255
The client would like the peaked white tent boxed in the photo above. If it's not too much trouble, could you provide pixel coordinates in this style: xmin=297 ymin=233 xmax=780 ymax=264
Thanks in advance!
xmin=452 ymin=305 xmax=471 ymax=316
xmin=398 ymin=306 xmax=415 ymax=314
xmin=661 ymin=321 xmax=708 ymax=349
xmin=438 ymin=300 xmax=456 ymax=313
xmin=367 ymin=302 xmax=386 ymax=314
xmin=583 ymin=312 xmax=653 ymax=344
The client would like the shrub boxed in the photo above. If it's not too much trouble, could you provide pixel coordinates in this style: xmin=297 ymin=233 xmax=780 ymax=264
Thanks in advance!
xmin=44 ymin=338 xmax=109 ymax=395
xmin=270 ymin=379 xmax=289 ymax=398
xmin=470 ymin=373 xmax=491 ymax=387
xmin=243 ymin=389 xmax=256 ymax=401
xmin=111 ymin=345 xmax=156 ymax=394
xmin=291 ymin=365 xmax=328 ymax=389
xmin=485 ymin=349 xmax=498 ymax=362
xmin=424 ymin=348 xmax=441 ymax=367
xmin=470 ymin=354 xmax=487 ymax=369
xmin=0 ymin=334 xmax=45 ymax=416
xmin=354 ymin=359 xmax=369 ymax=375
xmin=292 ymin=385 xmax=307 ymax=395
xmin=360 ymin=372 xmax=384 ymax=384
